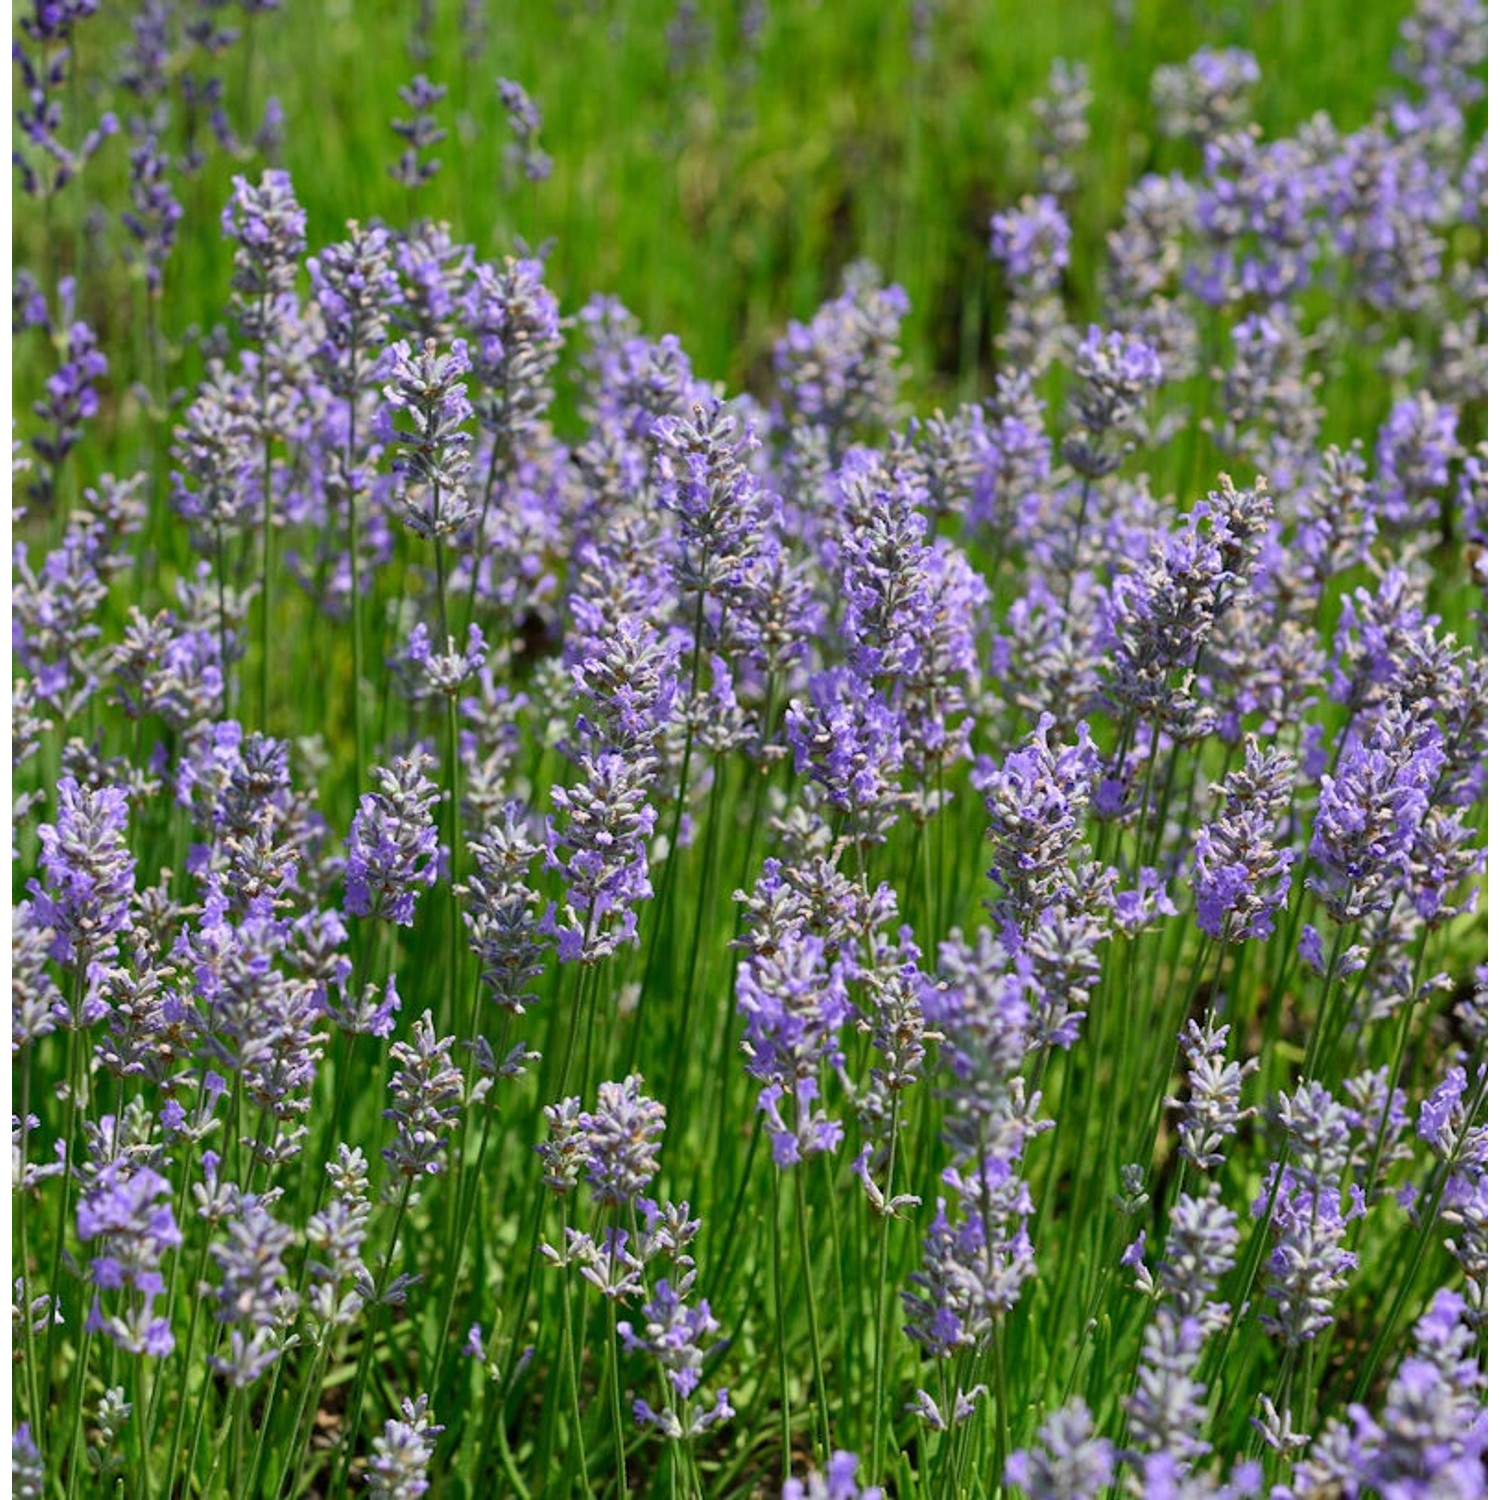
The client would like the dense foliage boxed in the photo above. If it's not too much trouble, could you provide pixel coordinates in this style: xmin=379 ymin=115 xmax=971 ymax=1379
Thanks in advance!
xmin=10 ymin=1 xmax=1487 ymax=1497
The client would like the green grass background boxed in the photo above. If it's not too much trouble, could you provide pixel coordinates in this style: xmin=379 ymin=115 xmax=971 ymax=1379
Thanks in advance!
xmin=17 ymin=0 xmax=1414 ymax=436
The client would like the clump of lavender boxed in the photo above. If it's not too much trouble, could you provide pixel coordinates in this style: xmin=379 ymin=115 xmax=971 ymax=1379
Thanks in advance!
xmin=1372 ymin=391 xmax=1459 ymax=532
xmin=222 ymin=170 xmax=306 ymax=349
xmin=541 ymin=1080 xmax=733 ymax=1448
xmin=1309 ymin=701 xmax=1443 ymax=925
xmin=458 ymin=804 xmax=544 ymax=1014
xmin=785 ymin=667 xmax=912 ymax=844
xmin=736 ymin=913 xmax=852 ymax=1168
xmin=28 ymin=295 xmax=109 ymax=504
xmin=1256 ymin=1082 xmax=1364 ymax=1344
xmin=13 ymin=5 xmax=119 ymax=199
xmin=653 ymin=397 xmax=774 ymax=616
xmin=540 ymin=750 xmax=657 ymax=964
xmin=978 ymin=713 xmax=1101 ymax=934
xmin=497 ymin=78 xmax=552 ymax=183
xmin=1121 ymin=1186 xmax=1240 ymax=1470
xmin=1102 ymin=474 xmax=1273 ymax=742
xmin=122 ymin=135 xmax=182 ymax=297
xmin=464 ymin=256 xmax=562 ymax=464
xmin=207 ymin=1188 xmax=299 ymax=1385
xmin=344 ymin=751 xmax=441 ymax=927
xmin=1291 ymin=1289 xmax=1486 ymax=1496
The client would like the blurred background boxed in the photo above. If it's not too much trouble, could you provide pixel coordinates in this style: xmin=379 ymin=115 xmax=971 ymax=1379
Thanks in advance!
xmin=12 ymin=0 xmax=1422 ymax=438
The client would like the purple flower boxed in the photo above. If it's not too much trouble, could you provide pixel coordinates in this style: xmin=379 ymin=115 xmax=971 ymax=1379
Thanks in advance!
xmin=570 ymin=1074 xmax=667 ymax=1208
xmin=1334 ymin=1288 xmax=1485 ymax=1498
xmin=29 ymin=312 xmax=108 ymax=494
xmin=1192 ymin=738 xmax=1295 ymax=942
xmin=344 ymin=751 xmax=441 ymax=927
xmin=497 ymin=78 xmax=551 ymax=182
xmin=171 ymin=362 xmax=261 ymax=537
xmin=736 ymin=921 xmax=852 ymax=1167
xmin=1171 ymin=1021 xmax=1258 ymax=1171
xmin=458 ymin=804 xmax=544 ymax=1013
xmin=367 ymin=1394 xmax=443 ymax=1499
xmin=122 ymin=135 xmax=182 ymax=295
xmin=1373 ymin=392 xmax=1459 ymax=530
xmin=462 ymin=256 xmax=562 ymax=452
xmin=774 ymin=262 xmax=909 ymax=448
xmin=990 ymin=194 xmax=1072 ymax=290
xmin=78 ymin=1157 xmax=181 ymax=1356
xmin=1006 ymin=1398 xmax=1115 ymax=1498
xmin=209 ymin=1188 xmax=298 ymax=1364
xmin=653 ymin=397 xmax=773 ymax=606
xmin=308 ymin=222 xmax=402 ymax=402
xmin=389 ymin=74 xmax=448 ymax=188
xmin=785 ymin=667 xmax=910 ymax=842
xmin=379 ymin=338 xmax=476 ymax=536
xmin=1152 ymin=47 xmax=1260 ymax=143
xmin=783 ymin=1451 xmax=883 ymax=1500
xmin=383 ymin=1011 xmax=464 ymax=1180
xmin=1062 ymin=325 xmax=1164 ymax=478
xmin=1030 ymin=59 xmax=1090 ymax=198
xmin=903 ymin=1146 xmax=1037 ymax=1358
xmin=28 ymin=776 xmax=135 ymax=975
xmin=305 ymin=1145 xmax=373 ymax=1328
xmin=540 ymin=750 xmax=657 ymax=964
xmin=221 ymin=170 xmax=306 ymax=346
xmin=618 ymin=1279 xmax=723 ymax=1403
xmin=1310 ymin=703 xmax=1444 ymax=924
xmin=978 ymin=715 xmax=1101 ymax=931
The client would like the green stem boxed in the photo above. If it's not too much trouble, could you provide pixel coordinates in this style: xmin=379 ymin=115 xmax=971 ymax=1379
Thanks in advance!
xmin=770 ymin=1175 xmax=793 ymax=1477
xmin=866 ymin=1108 xmax=902 ymax=1478
xmin=345 ymin=368 xmax=368 ymax=782
xmin=332 ymin=1177 xmax=416 ymax=1496
xmin=557 ymin=1252 xmax=594 ymax=1496
xmin=795 ymin=1163 xmax=833 ymax=1459
xmin=258 ymin=316 xmax=275 ymax=732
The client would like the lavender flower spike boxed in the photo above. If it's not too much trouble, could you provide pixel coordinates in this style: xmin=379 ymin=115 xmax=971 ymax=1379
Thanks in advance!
xmin=1192 ymin=738 xmax=1295 ymax=942
xmin=379 ymin=338 xmax=476 ymax=540
xmin=344 ymin=751 xmax=441 ymax=927
xmin=28 ymin=776 xmax=136 ymax=975
xmin=367 ymin=1394 xmax=443 ymax=1499
xmin=383 ymin=1011 xmax=465 ymax=1180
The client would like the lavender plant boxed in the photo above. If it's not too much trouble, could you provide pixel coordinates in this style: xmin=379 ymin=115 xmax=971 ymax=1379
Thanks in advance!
xmin=9 ymin=5 xmax=1485 ymax=1499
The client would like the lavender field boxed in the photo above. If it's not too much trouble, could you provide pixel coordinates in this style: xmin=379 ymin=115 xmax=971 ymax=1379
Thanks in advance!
xmin=9 ymin=1 xmax=1488 ymax=1496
